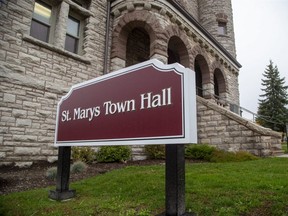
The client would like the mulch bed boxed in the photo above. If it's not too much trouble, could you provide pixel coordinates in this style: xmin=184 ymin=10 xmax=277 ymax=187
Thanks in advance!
xmin=0 ymin=160 xmax=165 ymax=195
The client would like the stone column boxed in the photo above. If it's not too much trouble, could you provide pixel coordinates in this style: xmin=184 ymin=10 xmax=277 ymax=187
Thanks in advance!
xmin=53 ymin=1 xmax=69 ymax=49
xmin=150 ymin=53 xmax=167 ymax=64
xmin=202 ymin=82 xmax=214 ymax=99
xmin=110 ymin=57 xmax=126 ymax=71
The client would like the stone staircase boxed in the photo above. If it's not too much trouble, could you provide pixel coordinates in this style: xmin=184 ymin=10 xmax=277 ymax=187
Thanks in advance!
xmin=197 ymin=96 xmax=283 ymax=156
xmin=131 ymin=96 xmax=283 ymax=159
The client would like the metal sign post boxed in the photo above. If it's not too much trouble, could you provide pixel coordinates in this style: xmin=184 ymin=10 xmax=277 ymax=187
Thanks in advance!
xmin=165 ymin=144 xmax=186 ymax=215
xmin=49 ymin=147 xmax=75 ymax=200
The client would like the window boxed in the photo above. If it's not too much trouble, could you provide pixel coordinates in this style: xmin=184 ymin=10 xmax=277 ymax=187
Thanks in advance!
xmin=218 ymin=21 xmax=227 ymax=35
xmin=65 ymin=16 xmax=80 ymax=54
xmin=27 ymin=0 xmax=91 ymax=58
xmin=30 ymin=1 xmax=51 ymax=42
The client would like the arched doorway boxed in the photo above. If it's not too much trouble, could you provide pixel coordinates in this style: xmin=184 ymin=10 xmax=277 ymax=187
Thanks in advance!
xmin=194 ymin=55 xmax=210 ymax=97
xmin=126 ymin=27 xmax=150 ymax=67
xmin=213 ymin=68 xmax=226 ymax=99
xmin=194 ymin=60 xmax=203 ymax=97
xmin=167 ymin=36 xmax=189 ymax=67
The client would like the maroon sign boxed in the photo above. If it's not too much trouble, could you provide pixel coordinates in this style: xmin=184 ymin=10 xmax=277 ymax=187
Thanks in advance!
xmin=55 ymin=59 xmax=197 ymax=146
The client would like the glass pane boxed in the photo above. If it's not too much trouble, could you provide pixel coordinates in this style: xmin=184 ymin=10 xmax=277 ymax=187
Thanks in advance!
xmin=33 ymin=1 xmax=51 ymax=24
xmin=67 ymin=17 xmax=79 ymax=37
xmin=65 ymin=34 xmax=78 ymax=53
xmin=30 ymin=20 xmax=49 ymax=42
xmin=218 ymin=22 xmax=227 ymax=35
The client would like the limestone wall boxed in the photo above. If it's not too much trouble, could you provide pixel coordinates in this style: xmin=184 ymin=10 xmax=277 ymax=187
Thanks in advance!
xmin=197 ymin=96 xmax=282 ymax=156
xmin=0 ymin=0 xmax=107 ymax=166
xmin=175 ymin=0 xmax=199 ymax=20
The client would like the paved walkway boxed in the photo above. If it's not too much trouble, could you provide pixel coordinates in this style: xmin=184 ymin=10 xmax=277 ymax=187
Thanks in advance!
xmin=276 ymin=154 xmax=288 ymax=158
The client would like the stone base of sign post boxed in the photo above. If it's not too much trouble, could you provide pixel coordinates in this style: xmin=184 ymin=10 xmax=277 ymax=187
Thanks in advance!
xmin=49 ymin=147 xmax=76 ymax=201
xmin=157 ymin=144 xmax=195 ymax=216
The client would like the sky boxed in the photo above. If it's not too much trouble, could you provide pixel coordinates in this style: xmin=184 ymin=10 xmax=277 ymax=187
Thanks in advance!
xmin=231 ymin=0 xmax=288 ymax=119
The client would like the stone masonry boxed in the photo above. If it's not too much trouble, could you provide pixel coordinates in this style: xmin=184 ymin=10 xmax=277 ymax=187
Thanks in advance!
xmin=197 ymin=96 xmax=282 ymax=156
xmin=0 ymin=0 xmax=107 ymax=166
xmin=0 ymin=0 xmax=282 ymax=166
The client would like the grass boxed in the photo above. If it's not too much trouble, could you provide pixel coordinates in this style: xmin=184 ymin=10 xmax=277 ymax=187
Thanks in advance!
xmin=1 ymin=158 xmax=288 ymax=215
xmin=282 ymin=142 xmax=288 ymax=153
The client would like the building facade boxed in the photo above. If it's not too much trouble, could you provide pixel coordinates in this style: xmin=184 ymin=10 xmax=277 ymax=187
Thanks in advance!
xmin=0 ymin=0 xmax=281 ymax=166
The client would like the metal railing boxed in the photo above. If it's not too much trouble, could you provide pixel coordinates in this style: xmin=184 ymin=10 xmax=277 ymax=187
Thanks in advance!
xmin=197 ymin=87 xmax=280 ymax=125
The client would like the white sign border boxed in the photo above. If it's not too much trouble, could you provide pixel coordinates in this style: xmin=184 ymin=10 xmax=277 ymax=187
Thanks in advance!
xmin=54 ymin=59 xmax=197 ymax=146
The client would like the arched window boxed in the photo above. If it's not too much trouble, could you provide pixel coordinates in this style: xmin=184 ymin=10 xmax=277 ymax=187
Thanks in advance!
xmin=194 ymin=55 xmax=210 ymax=97
xmin=195 ymin=60 xmax=203 ymax=97
xmin=126 ymin=28 xmax=150 ymax=67
xmin=167 ymin=36 xmax=189 ymax=67
xmin=214 ymin=73 xmax=219 ymax=97
xmin=213 ymin=68 xmax=226 ymax=99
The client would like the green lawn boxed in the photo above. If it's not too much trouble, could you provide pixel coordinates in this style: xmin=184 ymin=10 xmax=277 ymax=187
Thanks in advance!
xmin=1 ymin=158 xmax=288 ymax=216
xmin=282 ymin=142 xmax=288 ymax=153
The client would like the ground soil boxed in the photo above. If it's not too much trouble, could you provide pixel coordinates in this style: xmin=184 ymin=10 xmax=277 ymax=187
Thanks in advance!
xmin=0 ymin=160 xmax=165 ymax=195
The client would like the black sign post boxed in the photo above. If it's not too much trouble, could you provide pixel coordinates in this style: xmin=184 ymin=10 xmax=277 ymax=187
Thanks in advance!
xmin=49 ymin=147 xmax=75 ymax=201
xmin=157 ymin=144 xmax=194 ymax=216
xmin=166 ymin=144 xmax=185 ymax=215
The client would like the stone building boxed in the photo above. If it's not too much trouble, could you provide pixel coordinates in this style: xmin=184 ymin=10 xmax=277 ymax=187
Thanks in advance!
xmin=0 ymin=0 xmax=282 ymax=166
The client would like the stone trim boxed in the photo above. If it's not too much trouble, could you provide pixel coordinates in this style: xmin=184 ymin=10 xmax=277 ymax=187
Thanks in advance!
xmin=111 ymin=10 xmax=162 ymax=61
xmin=164 ymin=25 xmax=192 ymax=67
xmin=65 ymin=0 xmax=94 ymax=17
xmin=110 ymin=0 xmax=240 ymax=74
xmin=23 ymin=35 xmax=91 ymax=64
xmin=216 ymin=13 xmax=228 ymax=23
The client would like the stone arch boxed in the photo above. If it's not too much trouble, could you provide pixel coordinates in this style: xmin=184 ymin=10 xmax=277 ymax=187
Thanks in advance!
xmin=191 ymin=45 xmax=212 ymax=98
xmin=111 ymin=11 xmax=165 ymax=67
xmin=213 ymin=68 xmax=226 ymax=97
xmin=164 ymin=25 xmax=193 ymax=68
xmin=210 ymin=60 xmax=228 ymax=98
xmin=194 ymin=55 xmax=210 ymax=97
xmin=167 ymin=36 xmax=189 ymax=67
xmin=125 ymin=27 xmax=150 ymax=67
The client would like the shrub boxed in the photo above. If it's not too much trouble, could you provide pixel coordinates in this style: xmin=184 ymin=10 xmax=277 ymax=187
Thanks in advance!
xmin=234 ymin=151 xmax=259 ymax=161
xmin=70 ymin=161 xmax=87 ymax=174
xmin=185 ymin=144 xmax=216 ymax=161
xmin=145 ymin=145 xmax=165 ymax=159
xmin=96 ymin=146 xmax=131 ymax=163
xmin=45 ymin=167 xmax=57 ymax=180
xmin=184 ymin=144 xmax=258 ymax=163
xmin=210 ymin=150 xmax=259 ymax=163
xmin=72 ymin=147 xmax=96 ymax=164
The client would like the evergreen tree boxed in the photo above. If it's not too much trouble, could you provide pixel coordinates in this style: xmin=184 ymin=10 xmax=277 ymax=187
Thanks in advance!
xmin=257 ymin=60 xmax=288 ymax=132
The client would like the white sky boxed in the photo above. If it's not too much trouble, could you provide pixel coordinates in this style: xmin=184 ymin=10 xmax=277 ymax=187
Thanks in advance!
xmin=231 ymin=0 xmax=288 ymax=118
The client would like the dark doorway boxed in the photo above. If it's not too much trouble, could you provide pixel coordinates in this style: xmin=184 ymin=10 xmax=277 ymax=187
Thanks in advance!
xmin=126 ymin=28 xmax=150 ymax=67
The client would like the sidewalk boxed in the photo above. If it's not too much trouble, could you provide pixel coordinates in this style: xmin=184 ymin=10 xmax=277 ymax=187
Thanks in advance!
xmin=276 ymin=154 xmax=288 ymax=158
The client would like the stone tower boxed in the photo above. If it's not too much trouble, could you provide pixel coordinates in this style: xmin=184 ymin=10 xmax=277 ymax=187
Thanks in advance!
xmin=198 ymin=0 xmax=236 ymax=58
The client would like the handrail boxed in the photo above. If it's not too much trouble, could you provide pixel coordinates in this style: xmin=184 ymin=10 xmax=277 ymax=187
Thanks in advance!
xmin=196 ymin=87 xmax=281 ymax=125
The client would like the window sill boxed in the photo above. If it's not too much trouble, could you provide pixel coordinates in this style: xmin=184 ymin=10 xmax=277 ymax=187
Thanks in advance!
xmin=66 ymin=0 xmax=94 ymax=17
xmin=23 ymin=35 xmax=91 ymax=64
xmin=217 ymin=34 xmax=229 ymax=38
